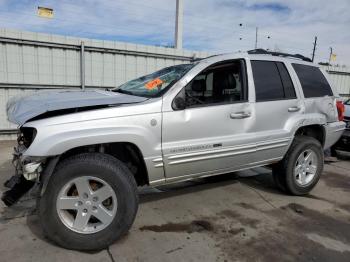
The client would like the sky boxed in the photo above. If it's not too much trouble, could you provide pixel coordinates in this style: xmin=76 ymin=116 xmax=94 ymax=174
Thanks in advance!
xmin=0 ymin=0 xmax=349 ymax=65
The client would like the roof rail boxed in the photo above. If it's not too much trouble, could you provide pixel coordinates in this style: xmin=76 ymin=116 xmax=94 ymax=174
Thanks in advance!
xmin=248 ymin=49 xmax=312 ymax=62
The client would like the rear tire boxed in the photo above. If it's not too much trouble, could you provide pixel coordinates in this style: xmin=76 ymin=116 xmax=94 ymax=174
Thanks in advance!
xmin=39 ymin=153 xmax=138 ymax=251
xmin=272 ymin=136 xmax=324 ymax=195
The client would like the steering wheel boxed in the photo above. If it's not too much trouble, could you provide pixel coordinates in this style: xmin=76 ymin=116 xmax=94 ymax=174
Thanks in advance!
xmin=185 ymin=91 xmax=204 ymax=105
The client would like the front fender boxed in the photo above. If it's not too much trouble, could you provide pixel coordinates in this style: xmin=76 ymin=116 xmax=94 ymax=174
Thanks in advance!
xmin=25 ymin=124 xmax=161 ymax=157
xmin=22 ymin=112 xmax=164 ymax=183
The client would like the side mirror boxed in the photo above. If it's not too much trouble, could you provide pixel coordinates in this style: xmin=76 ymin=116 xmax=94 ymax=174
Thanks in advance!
xmin=173 ymin=97 xmax=186 ymax=110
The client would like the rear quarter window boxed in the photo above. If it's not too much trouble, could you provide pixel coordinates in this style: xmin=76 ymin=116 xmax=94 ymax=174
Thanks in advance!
xmin=292 ymin=64 xmax=333 ymax=98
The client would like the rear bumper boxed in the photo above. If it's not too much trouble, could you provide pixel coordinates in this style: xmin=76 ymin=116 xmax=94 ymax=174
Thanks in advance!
xmin=324 ymin=121 xmax=346 ymax=149
xmin=342 ymin=129 xmax=350 ymax=138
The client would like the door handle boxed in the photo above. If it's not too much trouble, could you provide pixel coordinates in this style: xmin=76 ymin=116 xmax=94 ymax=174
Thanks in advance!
xmin=230 ymin=112 xmax=251 ymax=119
xmin=288 ymin=106 xmax=301 ymax=112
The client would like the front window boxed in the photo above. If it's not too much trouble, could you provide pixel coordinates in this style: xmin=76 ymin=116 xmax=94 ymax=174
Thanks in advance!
xmin=345 ymin=99 xmax=350 ymax=105
xmin=112 ymin=64 xmax=194 ymax=97
xmin=180 ymin=60 xmax=247 ymax=108
xmin=180 ymin=59 xmax=247 ymax=108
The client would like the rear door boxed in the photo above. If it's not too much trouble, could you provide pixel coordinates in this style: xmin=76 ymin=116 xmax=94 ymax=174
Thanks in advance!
xmin=250 ymin=60 xmax=304 ymax=162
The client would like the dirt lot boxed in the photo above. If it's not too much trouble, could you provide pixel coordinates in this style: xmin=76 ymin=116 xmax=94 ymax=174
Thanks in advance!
xmin=0 ymin=140 xmax=349 ymax=262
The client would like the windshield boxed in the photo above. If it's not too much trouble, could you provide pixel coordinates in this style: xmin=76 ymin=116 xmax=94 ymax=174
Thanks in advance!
xmin=113 ymin=63 xmax=194 ymax=97
xmin=345 ymin=99 xmax=350 ymax=105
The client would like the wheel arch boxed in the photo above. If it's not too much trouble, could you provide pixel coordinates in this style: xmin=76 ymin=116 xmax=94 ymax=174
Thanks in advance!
xmin=294 ymin=124 xmax=326 ymax=147
xmin=40 ymin=142 xmax=149 ymax=195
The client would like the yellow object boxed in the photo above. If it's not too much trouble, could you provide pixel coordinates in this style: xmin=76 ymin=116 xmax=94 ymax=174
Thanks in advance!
xmin=38 ymin=7 xmax=54 ymax=19
xmin=331 ymin=54 xmax=337 ymax=61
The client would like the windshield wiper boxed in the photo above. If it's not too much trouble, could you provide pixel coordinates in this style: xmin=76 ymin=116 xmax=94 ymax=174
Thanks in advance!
xmin=114 ymin=89 xmax=134 ymax=95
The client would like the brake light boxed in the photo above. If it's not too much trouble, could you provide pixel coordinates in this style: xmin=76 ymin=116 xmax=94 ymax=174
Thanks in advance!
xmin=336 ymin=100 xmax=345 ymax=121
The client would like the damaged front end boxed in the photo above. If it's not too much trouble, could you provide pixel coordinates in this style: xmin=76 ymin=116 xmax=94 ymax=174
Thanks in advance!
xmin=1 ymin=127 xmax=45 ymax=206
xmin=14 ymin=127 xmax=44 ymax=181
xmin=2 ymin=89 xmax=149 ymax=207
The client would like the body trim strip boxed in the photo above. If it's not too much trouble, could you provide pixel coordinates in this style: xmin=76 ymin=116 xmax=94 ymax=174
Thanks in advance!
xmin=165 ymin=137 xmax=291 ymax=166
xmin=150 ymin=157 xmax=283 ymax=186
xmin=168 ymin=148 xmax=256 ymax=165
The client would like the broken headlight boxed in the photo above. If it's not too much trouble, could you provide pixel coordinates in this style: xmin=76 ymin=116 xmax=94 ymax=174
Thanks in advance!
xmin=18 ymin=127 xmax=37 ymax=148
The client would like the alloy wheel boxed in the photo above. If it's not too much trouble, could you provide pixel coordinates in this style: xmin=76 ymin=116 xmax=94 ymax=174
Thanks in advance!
xmin=294 ymin=149 xmax=318 ymax=186
xmin=56 ymin=176 xmax=117 ymax=234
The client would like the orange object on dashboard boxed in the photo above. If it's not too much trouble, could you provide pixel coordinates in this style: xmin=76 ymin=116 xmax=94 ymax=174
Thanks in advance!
xmin=145 ymin=78 xmax=163 ymax=90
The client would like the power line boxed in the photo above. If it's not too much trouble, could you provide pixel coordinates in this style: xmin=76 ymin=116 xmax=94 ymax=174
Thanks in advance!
xmin=0 ymin=13 xmax=315 ymax=55
xmin=0 ymin=5 xmax=332 ymax=59
xmin=0 ymin=1 xmax=270 ymax=37
xmin=0 ymin=12 xmax=245 ymax=40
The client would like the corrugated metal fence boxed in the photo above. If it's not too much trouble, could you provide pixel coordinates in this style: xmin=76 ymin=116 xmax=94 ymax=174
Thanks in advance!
xmin=1 ymin=29 xmax=349 ymax=138
xmin=0 ymin=29 xmax=209 ymax=135
xmin=320 ymin=65 xmax=350 ymax=97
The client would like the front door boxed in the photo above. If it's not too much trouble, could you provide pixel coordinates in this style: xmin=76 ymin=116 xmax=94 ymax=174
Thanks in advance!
xmin=162 ymin=59 xmax=256 ymax=180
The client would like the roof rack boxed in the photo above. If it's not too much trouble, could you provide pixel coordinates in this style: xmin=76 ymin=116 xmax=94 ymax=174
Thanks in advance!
xmin=248 ymin=49 xmax=312 ymax=62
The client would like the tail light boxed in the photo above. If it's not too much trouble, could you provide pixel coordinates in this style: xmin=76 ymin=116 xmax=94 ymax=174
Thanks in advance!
xmin=336 ymin=100 xmax=345 ymax=121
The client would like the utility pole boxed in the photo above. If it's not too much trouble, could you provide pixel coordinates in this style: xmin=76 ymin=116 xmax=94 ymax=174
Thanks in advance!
xmin=80 ymin=41 xmax=85 ymax=90
xmin=174 ymin=0 xmax=183 ymax=49
xmin=311 ymin=36 xmax=317 ymax=62
xmin=255 ymin=27 xmax=258 ymax=49
xmin=328 ymin=47 xmax=333 ymax=66
xmin=327 ymin=47 xmax=334 ymax=71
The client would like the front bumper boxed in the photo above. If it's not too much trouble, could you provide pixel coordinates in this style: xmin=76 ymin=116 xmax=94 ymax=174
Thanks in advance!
xmin=324 ymin=121 xmax=346 ymax=149
xmin=1 ymin=145 xmax=43 ymax=206
xmin=13 ymin=145 xmax=44 ymax=181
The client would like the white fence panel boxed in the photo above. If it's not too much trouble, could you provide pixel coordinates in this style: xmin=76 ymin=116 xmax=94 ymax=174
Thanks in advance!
xmin=0 ymin=29 xmax=208 ymax=134
xmin=1 ymin=29 xmax=349 ymax=137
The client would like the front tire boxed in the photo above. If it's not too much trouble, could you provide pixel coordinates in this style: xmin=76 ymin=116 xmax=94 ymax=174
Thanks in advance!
xmin=39 ymin=153 xmax=138 ymax=251
xmin=272 ymin=136 xmax=324 ymax=195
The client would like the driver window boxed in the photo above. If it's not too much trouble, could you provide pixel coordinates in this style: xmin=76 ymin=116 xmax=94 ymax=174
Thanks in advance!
xmin=184 ymin=60 xmax=246 ymax=108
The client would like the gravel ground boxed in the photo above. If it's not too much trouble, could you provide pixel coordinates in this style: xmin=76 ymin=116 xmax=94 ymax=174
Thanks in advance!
xmin=0 ymin=140 xmax=349 ymax=262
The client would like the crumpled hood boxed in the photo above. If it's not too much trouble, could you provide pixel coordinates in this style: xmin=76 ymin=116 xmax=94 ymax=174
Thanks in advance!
xmin=7 ymin=89 xmax=148 ymax=125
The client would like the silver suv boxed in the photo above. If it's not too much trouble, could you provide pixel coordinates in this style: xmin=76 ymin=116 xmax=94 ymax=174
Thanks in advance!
xmin=3 ymin=50 xmax=345 ymax=250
